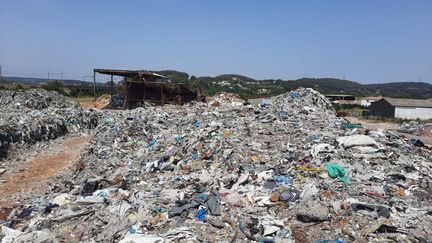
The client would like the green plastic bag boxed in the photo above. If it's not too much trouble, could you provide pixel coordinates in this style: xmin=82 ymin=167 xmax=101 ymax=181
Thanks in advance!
xmin=341 ymin=123 xmax=361 ymax=130
xmin=326 ymin=163 xmax=351 ymax=185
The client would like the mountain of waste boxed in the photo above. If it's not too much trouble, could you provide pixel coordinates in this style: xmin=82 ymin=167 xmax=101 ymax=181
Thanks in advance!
xmin=1 ymin=88 xmax=431 ymax=242
xmin=0 ymin=89 xmax=98 ymax=158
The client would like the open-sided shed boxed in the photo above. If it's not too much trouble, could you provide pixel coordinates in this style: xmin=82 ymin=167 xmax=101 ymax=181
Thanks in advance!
xmin=93 ymin=69 xmax=203 ymax=108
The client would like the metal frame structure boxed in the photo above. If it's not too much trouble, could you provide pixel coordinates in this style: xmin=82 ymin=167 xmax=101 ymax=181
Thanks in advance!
xmin=93 ymin=69 xmax=202 ymax=108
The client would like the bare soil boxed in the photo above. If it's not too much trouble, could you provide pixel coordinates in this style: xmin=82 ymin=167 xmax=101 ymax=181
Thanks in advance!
xmin=346 ymin=117 xmax=432 ymax=145
xmin=0 ymin=135 xmax=90 ymax=208
xmin=75 ymin=95 xmax=110 ymax=109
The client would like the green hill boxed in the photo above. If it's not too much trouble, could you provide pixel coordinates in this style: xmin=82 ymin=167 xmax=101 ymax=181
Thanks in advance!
xmin=3 ymin=72 xmax=432 ymax=99
xmin=155 ymin=71 xmax=432 ymax=99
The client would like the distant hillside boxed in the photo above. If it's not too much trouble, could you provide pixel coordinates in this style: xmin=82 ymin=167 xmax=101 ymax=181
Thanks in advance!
xmin=2 ymin=76 xmax=88 ymax=85
xmin=154 ymin=70 xmax=189 ymax=82
xmin=155 ymin=71 xmax=432 ymax=99
xmin=364 ymin=82 xmax=432 ymax=98
xmin=3 ymin=73 xmax=432 ymax=99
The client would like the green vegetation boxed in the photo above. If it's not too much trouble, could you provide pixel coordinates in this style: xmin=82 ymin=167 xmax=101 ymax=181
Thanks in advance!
xmin=156 ymin=70 xmax=189 ymax=82
xmin=3 ymin=71 xmax=432 ymax=100
xmin=14 ymin=84 xmax=25 ymax=90
xmin=153 ymin=71 xmax=432 ymax=99
xmin=41 ymin=80 xmax=69 ymax=96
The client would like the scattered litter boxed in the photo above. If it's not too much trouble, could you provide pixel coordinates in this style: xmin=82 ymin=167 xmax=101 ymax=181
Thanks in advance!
xmin=0 ymin=88 xmax=431 ymax=242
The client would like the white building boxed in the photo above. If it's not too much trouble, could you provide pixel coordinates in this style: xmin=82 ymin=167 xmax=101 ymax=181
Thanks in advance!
xmin=370 ymin=98 xmax=432 ymax=120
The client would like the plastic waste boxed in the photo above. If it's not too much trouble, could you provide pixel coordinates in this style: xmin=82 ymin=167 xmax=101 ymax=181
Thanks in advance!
xmin=197 ymin=206 xmax=206 ymax=221
xmin=273 ymin=175 xmax=292 ymax=186
xmin=341 ymin=123 xmax=361 ymax=129
xmin=411 ymin=139 xmax=426 ymax=147
xmin=145 ymin=139 xmax=156 ymax=148
xmin=314 ymin=240 xmax=344 ymax=243
xmin=326 ymin=163 xmax=351 ymax=185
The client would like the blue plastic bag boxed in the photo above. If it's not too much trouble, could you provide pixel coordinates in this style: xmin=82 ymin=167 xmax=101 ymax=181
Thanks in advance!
xmin=273 ymin=175 xmax=293 ymax=186
xmin=197 ymin=207 xmax=206 ymax=221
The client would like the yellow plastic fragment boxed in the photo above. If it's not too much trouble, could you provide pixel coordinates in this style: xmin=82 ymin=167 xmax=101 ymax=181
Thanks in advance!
xmin=296 ymin=166 xmax=323 ymax=172
xmin=223 ymin=130 xmax=231 ymax=138
xmin=250 ymin=155 xmax=259 ymax=162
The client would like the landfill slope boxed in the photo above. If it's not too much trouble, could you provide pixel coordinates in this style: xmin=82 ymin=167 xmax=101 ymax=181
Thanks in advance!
xmin=0 ymin=89 xmax=99 ymax=159
xmin=0 ymin=89 xmax=78 ymax=110
xmin=1 ymin=88 xmax=431 ymax=242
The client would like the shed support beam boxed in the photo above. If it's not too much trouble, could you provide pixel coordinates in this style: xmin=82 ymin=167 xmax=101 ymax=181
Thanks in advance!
xmin=93 ymin=71 xmax=96 ymax=108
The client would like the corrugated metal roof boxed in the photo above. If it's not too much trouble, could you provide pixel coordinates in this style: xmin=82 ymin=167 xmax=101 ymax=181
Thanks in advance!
xmin=384 ymin=98 xmax=432 ymax=108
xmin=94 ymin=69 xmax=168 ymax=79
xmin=361 ymin=96 xmax=383 ymax=100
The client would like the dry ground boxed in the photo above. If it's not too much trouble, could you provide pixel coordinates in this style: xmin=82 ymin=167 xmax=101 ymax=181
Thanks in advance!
xmin=74 ymin=95 xmax=111 ymax=109
xmin=346 ymin=116 xmax=432 ymax=145
xmin=0 ymin=135 xmax=90 ymax=209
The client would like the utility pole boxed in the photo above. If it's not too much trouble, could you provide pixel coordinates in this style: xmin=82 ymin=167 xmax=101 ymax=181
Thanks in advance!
xmin=61 ymin=72 xmax=63 ymax=81
xmin=48 ymin=71 xmax=50 ymax=80
xmin=0 ymin=65 xmax=2 ymax=82
xmin=83 ymin=75 xmax=94 ymax=82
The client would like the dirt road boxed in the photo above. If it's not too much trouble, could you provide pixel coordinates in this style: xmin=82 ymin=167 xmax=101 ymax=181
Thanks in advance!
xmin=0 ymin=135 xmax=90 ymax=209
xmin=346 ymin=117 xmax=432 ymax=145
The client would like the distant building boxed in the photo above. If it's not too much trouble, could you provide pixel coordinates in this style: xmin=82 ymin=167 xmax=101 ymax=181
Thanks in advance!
xmin=370 ymin=98 xmax=432 ymax=120
xmin=361 ymin=96 xmax=383 ymax=107
xmin=257 ymin=88 xmax=270 ymax=95
xmin=324 ymin=94 xmax=356 ymax=102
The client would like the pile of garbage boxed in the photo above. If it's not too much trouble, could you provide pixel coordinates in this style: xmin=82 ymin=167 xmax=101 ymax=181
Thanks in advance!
xmin=108 ymin=93 xmax=125 ymax=108
xmin=397 ymin=121 xmax=425 ymax=135
xmin=0 ymin=89 xmax=99 ymax=159
xmin=0 ymin=89 xmax=78 ymax=110
xmin=1 ymin=88 xmax=431 ymax=242
xmin=207 ymin=92 xmax=244 ymax=106
xmin=272 ymin=88 xmax=335 ymax=118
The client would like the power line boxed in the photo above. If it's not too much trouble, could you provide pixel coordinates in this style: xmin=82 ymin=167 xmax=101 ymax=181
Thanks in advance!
xmin=47 ymin=71 xmax=64 ymax=81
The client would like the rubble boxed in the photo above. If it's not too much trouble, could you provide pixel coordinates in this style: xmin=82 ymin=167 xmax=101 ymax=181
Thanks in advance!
xmin=0 ymin=89 xmax=78 ymax=110
xmin=1 ymin=87 xmax=431 ymax=242
xmin=0 ymin=89 xmax=99 ymax=159
xmin=398 ymin=121 xmax=425 ymax=134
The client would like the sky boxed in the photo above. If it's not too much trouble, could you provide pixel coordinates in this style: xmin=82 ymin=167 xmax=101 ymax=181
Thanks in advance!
xmin=0 ymin=0 xmax=431 ymax=83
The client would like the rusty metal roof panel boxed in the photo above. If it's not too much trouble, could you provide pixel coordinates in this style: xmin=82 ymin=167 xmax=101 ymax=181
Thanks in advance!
xmin=94 ymin=69 xmax=168 ymax=79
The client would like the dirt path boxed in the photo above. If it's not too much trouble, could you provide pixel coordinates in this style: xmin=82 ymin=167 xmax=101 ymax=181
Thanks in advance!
xmin=346 ymin=117 xmax=432 ymax=145
xmin=0 ymin=135 xmax=90 ymax=208
xmin=75 ymin=95 xmax=110 ymax=109
xmin=344 ymin=117 xmax=397 ymax=130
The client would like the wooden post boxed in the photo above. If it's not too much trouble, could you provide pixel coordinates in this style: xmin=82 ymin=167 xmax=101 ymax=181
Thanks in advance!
xmin=197 ymin=87 xmax=202 ymax=102
xmin=123 ymin=78 xmax=128 ymax=109
xmin=93 ymin=71 xmax=96 ymax=108
xmin=110 ymin=75 xmax=114 ymax=95
xmin=160 ymin=84 xmax=165 ymax=105
xmin=177 ymin=86 xmax=182 ymax=104
xmin=143 ymin=82 xmax=146 ymax=105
